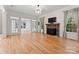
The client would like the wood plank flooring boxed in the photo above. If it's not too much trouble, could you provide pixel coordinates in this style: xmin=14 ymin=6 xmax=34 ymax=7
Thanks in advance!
xmin=0 ymin=32 xmax=79 ymax=54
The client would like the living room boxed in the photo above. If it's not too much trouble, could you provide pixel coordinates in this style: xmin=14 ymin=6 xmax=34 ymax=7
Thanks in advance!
xmin=0 ymin=5 xmax=79 ymax=54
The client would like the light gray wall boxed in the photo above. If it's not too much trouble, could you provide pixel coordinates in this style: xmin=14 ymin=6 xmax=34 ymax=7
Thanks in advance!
xmin=2 ymin=11 xmax=7 ymax=37
xmin=7 ymin=10 xmax=38 ymax=20
xmin=0 ymin=12 xmax=2 ymax=34
xmin=40 ymin=6 xmax=79 ymax=39
xmin=6 ymin=10 xmax=38 ymax=35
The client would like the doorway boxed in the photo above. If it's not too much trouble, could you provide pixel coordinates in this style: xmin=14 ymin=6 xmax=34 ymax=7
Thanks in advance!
xmin=11 ymin=16 xmax=20 ymax=35
xmin=21 ymin=18 xmax=31 ymax=33
xmin=31 ymin=20 xmax=37 ymax=32
xmin=38 ymin=17 xmax=44 ymax=33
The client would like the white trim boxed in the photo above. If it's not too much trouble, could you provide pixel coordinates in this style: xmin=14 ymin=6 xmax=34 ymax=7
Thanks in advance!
xmin=10 ymin=16 xmax=19 ymax=19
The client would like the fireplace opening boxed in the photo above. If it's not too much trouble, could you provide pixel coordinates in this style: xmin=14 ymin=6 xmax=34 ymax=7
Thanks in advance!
xmin=46 ymin=23 xmax=59 ymax=36
xmin=47 ymin=28 xmax=59 ymax=36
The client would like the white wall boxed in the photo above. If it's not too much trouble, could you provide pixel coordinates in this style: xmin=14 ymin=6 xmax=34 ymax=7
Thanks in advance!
xmin=40 ymin=6 xmax=79 ymax=40
xmin=43 ymin=11 xmax=64 ymax=37
xmin=0 ymin=6 xmax=4 ymax=34
xmin=7 ymin=10 xmax=38 ymax=20
xmin=1 ymin=6 xmax=7 ymax=37
xmin=0 ymin=10 xmax=2 ymax=34
xmin=0 ymin=5 xmax=7 ymax=37
xmin=6 ymin=10 xmax=38 ymax=35
xmin=2 ymin=12 xmax=7 ymax=37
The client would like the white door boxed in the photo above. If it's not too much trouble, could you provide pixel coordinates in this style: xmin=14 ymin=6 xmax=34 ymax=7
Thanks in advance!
xmin=31 ymin=20 xmax=37 ymax=32
xmin=11 ymin=19 xmax=20 ymax=35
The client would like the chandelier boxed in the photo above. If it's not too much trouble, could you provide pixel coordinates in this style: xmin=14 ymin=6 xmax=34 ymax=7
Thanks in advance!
xmin=35 ymin=5 xmax=42 ymax=14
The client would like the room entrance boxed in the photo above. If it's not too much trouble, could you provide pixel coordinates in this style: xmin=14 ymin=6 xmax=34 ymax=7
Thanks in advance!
xmin=21 ymin=18 xmax=31 ymax=33
xmin=11 ymin=17 xmax=20 ymax=35
xmin=31 ymin=20 xmax=37 ymax=32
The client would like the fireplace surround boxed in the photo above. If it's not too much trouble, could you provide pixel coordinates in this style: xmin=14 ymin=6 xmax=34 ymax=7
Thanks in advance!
xmin=46 ymin=23 xmax=59 ymax=36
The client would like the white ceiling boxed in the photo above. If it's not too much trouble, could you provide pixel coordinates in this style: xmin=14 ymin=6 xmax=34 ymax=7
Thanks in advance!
xmin=4 ymin=5 xmax=69 ymax=17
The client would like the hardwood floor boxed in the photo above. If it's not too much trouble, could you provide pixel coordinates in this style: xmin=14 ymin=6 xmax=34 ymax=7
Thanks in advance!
xmin=0 ymin=32 xmax=79 ymax=54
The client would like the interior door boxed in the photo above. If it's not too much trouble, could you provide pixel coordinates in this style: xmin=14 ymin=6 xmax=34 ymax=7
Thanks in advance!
xmin=38 ymin=17 xmax=44 ymax=33
xmin=11 ymin=19 xmax=20 ymax=35
xmin=31 ymin=20 xmax=37 ymax=32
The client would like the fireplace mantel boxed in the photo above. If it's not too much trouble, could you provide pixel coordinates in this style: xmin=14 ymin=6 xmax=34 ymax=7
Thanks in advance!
xmin=46 ymin=23 xmax=59 ymax=29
